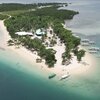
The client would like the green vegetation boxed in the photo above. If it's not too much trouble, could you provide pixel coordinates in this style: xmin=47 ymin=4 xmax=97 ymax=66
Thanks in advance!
xmin=0 ymin=14 xmax=9 ymax=20
xmin=0 ymin=3 xmax=37 ymax=12
xmin=2 ymin=10 xmax=31 ymax=16
xmin=2 ymin=3 xmax=84 ymax=67
xmin=53 ymin=20 xmax=81 ymax=61
xmin=18 ymin=36 xmax=56 ymax=67
xmin=26 ymin=6 xmax=78 ymax=21
xmin=77 ymin=49 xmax=86 ymax=62
xmin=4 ymin=5 xmax=78 ymax=38
xmin=73 ymin=48 xmax=86 ymax=61
xmin=0 ymin=3 xmax=67 ymax=14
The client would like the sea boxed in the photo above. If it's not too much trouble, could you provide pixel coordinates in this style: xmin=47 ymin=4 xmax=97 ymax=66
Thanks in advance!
xmin=0 ymin=0 xmax=100 ymax=100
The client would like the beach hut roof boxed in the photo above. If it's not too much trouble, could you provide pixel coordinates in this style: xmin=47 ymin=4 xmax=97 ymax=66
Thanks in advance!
xmin=36 ymin=29 xmax=46 ymax=36
xmin=15 ymin=32 xmax=33 ymax=36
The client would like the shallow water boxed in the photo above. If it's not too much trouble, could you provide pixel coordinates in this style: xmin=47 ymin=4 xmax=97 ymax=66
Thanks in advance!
xmin=65 ymin=0 xmax=100 ymax=36
xmin=0 ymin=49 xmax=94 ymax=100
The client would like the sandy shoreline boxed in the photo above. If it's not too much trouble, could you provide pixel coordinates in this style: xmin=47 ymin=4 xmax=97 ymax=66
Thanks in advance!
xmin=0 ymin=20 xmax=96 ymax=79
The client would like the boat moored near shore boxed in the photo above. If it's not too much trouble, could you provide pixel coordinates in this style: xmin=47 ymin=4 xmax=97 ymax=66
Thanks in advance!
xmin=81 ymin=39 xmax=90 ymax=43
xmin=48 ymin=73 xmax=56 ymax=79
xmin=88 ymin=47 xmax=100 ymax=51
xmin=60 ymin=73 xmax=70 ymax=80
xmin=89 ymin=51 xmax=98 ymax=54
xmin=89 ymin=41 xmax=95 ymax=45
xmin=81 ymin=42 xmax=90 ymax=46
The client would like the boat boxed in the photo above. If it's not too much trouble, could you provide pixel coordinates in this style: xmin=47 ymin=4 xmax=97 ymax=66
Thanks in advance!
xmin=89 ymin=51 xmax=98 ymax=54
xmin=81 ymin=42 xmax=90 ymax=46
xmin=48 ymin=73 xmax=56 ymax=79
xmin=88 ymin=47 xmax=100 ymax=51
xmin=60 ymin=74 xmax=70 ymax=80
xmin=89 ymin=41 xmax=95 ymax=45
xmin=81 ymin=39 xmax=90 ymax=43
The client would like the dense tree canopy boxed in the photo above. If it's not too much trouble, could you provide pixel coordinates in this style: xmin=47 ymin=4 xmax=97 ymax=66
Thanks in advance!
xmin=0 ymin=3 xmax=37 ymax=12
xmin=0 ymin=3 xmax=68 ymax=12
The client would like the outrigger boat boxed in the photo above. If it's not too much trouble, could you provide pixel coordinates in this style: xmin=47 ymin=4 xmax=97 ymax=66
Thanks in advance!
xmin=89 ymin=41 xmax=95 ymax=45
xmin=88 ymin=47 xmax=100 ymax=51
xmin=48 ymin=73 xmax=56 ymax=79
xmin=81 ymin=42 xmax=90 ymax=46
xmin=81 ymin=39 xmax=90 ymax=43
xmin=60 ymin=73 xmax=70 ymax=80
xmin=89 ymin=51 xmax=98 ymax=54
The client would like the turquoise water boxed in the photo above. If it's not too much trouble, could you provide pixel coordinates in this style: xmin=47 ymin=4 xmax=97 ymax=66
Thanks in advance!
xmin=0 ymin=62 xmax=64 ymax=100
xmin=1 ymin=0 xmax=100 ymax=100
xmin=0 ymin=53 xmax=100 ymax=100
xmin=0 ymin=51 xmax=92 ymax=100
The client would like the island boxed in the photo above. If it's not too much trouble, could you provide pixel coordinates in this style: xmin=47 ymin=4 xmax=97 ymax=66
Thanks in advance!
xmin=0 ymin=3 xmax=92 ymax=79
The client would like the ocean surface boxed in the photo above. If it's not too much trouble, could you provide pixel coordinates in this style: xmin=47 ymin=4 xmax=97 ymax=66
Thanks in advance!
xmin=1 ymin=0 xmax=100 ymax=100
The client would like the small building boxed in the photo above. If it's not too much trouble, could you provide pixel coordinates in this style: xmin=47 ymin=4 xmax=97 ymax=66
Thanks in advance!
xmin=36 ymin=58 xmax=42 ymax=63
xmin=36 ymin=29 xmax=46 ymax=36
xmin=15 ymin=31 xmax=33 ymax=36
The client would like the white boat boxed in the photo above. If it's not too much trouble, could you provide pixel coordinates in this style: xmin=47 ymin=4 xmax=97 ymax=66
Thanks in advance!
xmin=89 ymin=51 xmax=98 ymax=54
xmin=89 ymin=47 xmax=100 ymax=51
xmin=60 ymin=74 xmax=70 ymax=80
xmin=89 ymin=41 xmax=95 ymax=45
xmin=81 ymin=39 xmax=90 ymax=43
xmin=81 ymin=42 xmax=90 ymax=46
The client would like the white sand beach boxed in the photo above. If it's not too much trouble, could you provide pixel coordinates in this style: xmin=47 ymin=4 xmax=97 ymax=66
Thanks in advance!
xmin=0 ymin=20 xmax=96 ymax=78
